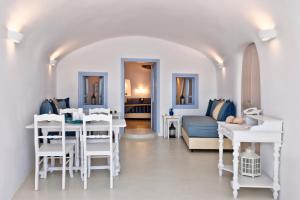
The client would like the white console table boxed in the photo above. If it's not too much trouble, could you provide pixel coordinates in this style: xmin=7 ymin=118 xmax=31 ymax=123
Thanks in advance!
xmin=218 ymin=115 xmax=283 ymax=199
xmin=162 ymin=115 xmax=181 ymax=139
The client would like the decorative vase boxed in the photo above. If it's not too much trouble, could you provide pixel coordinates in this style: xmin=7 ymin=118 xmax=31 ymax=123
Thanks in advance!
xmin=91 ymin=93 xmax=96 ymax=105
xmin=169 ymin=108 xmax=174 ymax=116
xmin=180 ymin=95 xmax=185 ymax=104
xmin=169 ymin=123 xmax=176 ymax=138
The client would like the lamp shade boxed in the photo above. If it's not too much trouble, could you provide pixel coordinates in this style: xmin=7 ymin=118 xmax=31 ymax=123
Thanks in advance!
xmin=125 ymin=79 xmax=131 ymax=96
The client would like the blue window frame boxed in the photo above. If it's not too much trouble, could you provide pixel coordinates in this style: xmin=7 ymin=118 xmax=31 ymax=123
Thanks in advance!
xmin=172 ymin=73 xmax=199 ymax=109
xmin=78 ymin=72 xmax=108 ymax=109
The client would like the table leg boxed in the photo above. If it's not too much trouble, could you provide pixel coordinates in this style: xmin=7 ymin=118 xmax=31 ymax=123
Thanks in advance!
xmin=41 ymin=129 xmax=48 ymax=179
xmin=113 ymin=127 xmax=120 ymax=176
xmin=273 ymin=142 xmax=281 ymax=200
xmin=232 ymin=142 xmax=240 ymax=199
xmin=75 ymin=131 xmax=80 ymax=171
xmin=218 ymin=130 xmax=224 ymax=176
xmin=162 ymin=116 xmax=165 ymax=138
xmin=177 ymin=119 xmax=181 ymax=138
xmin=80 ymin=128 xmax=84 ymax=181
xmin=167 ymin=120 xmax=170 ymax=139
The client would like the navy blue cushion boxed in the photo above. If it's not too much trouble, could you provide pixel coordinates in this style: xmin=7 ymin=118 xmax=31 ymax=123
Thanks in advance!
xmin=217 ymin=101 xmax=236 ymax=121
xmin=206 ymin=99 xmax=213 ymax=116
xmin=40 ymin=99 xmax=54 ymax=114
xmin=56 ymin=98 xmax=70 ymax=108
xmin=58 ymin=100 xmax=67 ymax=109
xmin=49 ymin=100 xmax=59 ymax=114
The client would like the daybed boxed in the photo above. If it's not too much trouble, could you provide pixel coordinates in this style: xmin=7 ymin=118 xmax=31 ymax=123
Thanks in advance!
xmin=182 ymin=99 xmax=235 ymax=150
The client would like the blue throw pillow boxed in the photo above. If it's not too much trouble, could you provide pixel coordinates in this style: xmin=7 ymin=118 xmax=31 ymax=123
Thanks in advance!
xmin=58 ymin=100 xmax=67 ymax=109
xmin=49 ymin=99 xmax=59 ymax=114
xmin=40 ymin=99 xmax=54 ymax=114
xmin=217 ymin=101 xmax=230 ymax=121
xmin=56 ymin=97 xmax=70 ymax=108
xmin=206 ymin=99 xmax=213 ymax=116
xmin=210 ymin=99 xmax=221 ymax=117
xmin=217 ymin=101 xmax=236 ymax=121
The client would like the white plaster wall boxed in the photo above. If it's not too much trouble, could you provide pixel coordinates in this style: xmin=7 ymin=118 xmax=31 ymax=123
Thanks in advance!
xmin=216 ymin=2 xmax=300 ymax=198
xmin=216 ymin=52 xmax=243 ymax=116
xmin=125 ymin=62 xmax=151 ymax=98
xmin=56 ymin=36 xmax=217 ymax=135
xmin=0 ymin=28 xmax=56 ymax=200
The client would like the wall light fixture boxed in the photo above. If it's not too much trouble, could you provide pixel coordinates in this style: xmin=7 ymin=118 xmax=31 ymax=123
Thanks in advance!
xmin=258 ymin=29 xmax=277 ymax=42
xmin=7 ymin=29 xmax=24 ymax=44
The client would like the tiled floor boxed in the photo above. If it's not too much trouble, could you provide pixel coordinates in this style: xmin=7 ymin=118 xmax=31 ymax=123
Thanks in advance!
xmin=13 ymin=137 xmax=273 ymax=200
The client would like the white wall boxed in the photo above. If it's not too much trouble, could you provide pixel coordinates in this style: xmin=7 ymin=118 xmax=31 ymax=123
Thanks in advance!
xmin=0 ymin=28 xmax=56 ymax=199
xmin=216 ymin=2 xmax=300 ymax=198
xmin=56 ymin=36 xmax=217 ymax=135
xmin=125 ymin=62 xmax=151 ymax=98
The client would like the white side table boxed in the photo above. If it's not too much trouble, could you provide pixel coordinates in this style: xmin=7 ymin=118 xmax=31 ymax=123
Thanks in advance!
xmin=162 ymin=115 xmax=181 ymax=139
xmin=218 ymin=115 xmax=283 ymax=199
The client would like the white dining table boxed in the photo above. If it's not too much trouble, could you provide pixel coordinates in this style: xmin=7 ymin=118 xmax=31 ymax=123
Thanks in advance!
xmin=26 ymin=118 xmax=126 ymax=178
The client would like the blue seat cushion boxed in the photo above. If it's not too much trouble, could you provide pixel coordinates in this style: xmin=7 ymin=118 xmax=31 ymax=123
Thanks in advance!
xmin=182 ymin=116 xmax=218 ymax=138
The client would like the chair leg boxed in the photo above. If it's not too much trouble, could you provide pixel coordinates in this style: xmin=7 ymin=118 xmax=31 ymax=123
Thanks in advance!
xmin=80 ymin=141 xmax=84 ymax=181
xmin=75 ymin=135 xmax=80 ymax=172
xmin=35 ymin=156 xmax=39 ymax=191
xmin=84 ymin=154 xmax=88 ymax=190
xmin=69 ymin=152 xmax=74 ymax=178
xmin=44 ymin=156 xmax=48 ymax=179
xmin=110 ymin=154 xmax=113 ymax=189
xmin=50 ymin=157 xmax=55 ymax=172
xmin=62 ymin=155 xmax=66 ymax=190
xmin=88 ymin=156 xmax=91 ymax=178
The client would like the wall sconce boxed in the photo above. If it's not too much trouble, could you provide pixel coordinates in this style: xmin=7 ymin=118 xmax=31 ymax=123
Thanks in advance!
xmin=216 ymin=60 xmax=225 ymax=69
xmin=217 ymin=63 xmax=225 ymax=69
xmin=135 ymin=87 xmax=147 ymax=94
xmin=7 ymin=29 xmax=24 ymax=44
xmin=258 ymin=29 xmax=277 ymax=42
xmin=49 ymin=59 xmax=57 ymax=66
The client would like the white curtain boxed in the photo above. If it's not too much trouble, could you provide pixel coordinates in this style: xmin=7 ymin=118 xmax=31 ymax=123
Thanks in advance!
xmin=241 ymin=43 xmax=261 ymax=111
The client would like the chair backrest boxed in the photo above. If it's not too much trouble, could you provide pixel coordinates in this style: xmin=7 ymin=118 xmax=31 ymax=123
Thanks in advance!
xmin=82 ymin=114 xmax=113 ymax=151
xmin=89 ymin=108 xmax=110 ymax=115
xmin=60 ymin=108 xmax=83 ymax=120
xmin=34 ymin=114 xmax=65 ymax=153
xmin=59 ymin=108 xmax=80 ymax=115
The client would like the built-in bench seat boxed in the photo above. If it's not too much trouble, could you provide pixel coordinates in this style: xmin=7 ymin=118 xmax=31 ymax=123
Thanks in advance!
xmin=181 ymin=99 xmax=235 ymax=150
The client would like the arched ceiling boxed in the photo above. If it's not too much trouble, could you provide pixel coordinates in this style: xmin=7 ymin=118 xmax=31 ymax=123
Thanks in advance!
xmin=0 ymin=0 xmax=279 ymax=64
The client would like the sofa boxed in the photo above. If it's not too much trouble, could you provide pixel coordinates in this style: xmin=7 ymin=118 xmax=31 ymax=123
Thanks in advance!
xmin=182 ymin=99 xmax=236 ymax=151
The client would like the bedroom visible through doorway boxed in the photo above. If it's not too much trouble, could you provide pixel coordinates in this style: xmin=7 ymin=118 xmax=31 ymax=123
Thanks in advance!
xmin=124 ymin=61 xmax=153 ymax=135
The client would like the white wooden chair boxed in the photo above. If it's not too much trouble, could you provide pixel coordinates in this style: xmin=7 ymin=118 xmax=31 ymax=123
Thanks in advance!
xmin=82 ymin=114 xmax=116 ymax=189
xmin=89 ymin=108 xmax=110 ymax=115
xmin=86 ymin=108 xmax=111 ymax=177
xmin=50 ymin=108 xmax=82 ymax=170
xmin=34 ymin=114 xmax=74 ymax=190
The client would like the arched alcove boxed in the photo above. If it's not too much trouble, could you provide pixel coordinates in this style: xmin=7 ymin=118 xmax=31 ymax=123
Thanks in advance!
xmin=241 ymin=43 xmax=261 ymax=111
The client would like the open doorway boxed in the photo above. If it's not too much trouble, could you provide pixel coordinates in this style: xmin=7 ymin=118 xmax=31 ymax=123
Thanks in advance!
xmin=120 ymin=58 xmax=160 ymax=136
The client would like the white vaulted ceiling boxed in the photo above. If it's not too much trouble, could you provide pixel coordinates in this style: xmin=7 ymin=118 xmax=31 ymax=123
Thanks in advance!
xmin=0 ymin=0 xmax=282 ymax=63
